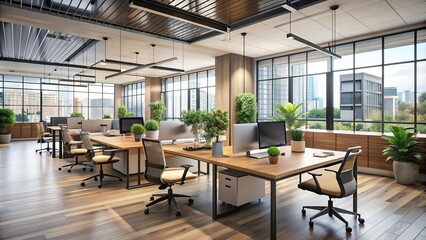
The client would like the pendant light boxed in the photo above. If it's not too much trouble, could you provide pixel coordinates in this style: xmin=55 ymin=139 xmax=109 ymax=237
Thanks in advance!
xmin=101 ymin=37 xmax=108 ymax=65
xmin=241 ymin=32 xmax=247 ymax=92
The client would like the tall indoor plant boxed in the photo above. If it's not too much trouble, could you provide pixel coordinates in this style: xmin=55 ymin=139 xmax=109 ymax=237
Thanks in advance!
xmin=0 ymin=108 xmax=16 ymax=144
xmin=382 ymin=126 xmax=425 ymax=184
xmin=149 ymin=100 xmax=166 ymax=123
xmin=118 ymin=105 xmax=134 ymax=118
xmin=181 ymin=109 xmax=205 ymax=145
xmin=235 ymin=93 xmax=257 ymax=124
xmin=204 ymin=109 xmax=229 ymax=157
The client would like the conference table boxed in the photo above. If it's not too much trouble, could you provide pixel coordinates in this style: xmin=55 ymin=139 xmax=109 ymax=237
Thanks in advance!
xmin=162 ymin=144 xmax=350 ymax=240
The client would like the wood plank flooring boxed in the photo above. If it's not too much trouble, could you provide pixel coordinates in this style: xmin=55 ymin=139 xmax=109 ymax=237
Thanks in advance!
xmin=0 ymin=141 xmax=425 ymax=240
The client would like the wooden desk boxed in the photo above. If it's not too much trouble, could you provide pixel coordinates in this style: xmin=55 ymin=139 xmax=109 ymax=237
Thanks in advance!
xmin=89 ymin=135 xmax=153 ymax=190
xmin=47 ymin=126 xmax=62 ymax=158
xmin=163 ymin=144 xmax=349 ymax=240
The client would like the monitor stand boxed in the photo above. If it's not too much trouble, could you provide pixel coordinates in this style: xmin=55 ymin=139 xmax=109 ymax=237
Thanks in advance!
xmin=246 ymin=150 xmax=269 ymax=159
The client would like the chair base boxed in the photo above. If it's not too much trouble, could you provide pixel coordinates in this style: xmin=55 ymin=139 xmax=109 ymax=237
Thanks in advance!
xmin=144 ymin=186 xmax=193 ymax=216
xmin=58 ymin=155 xmax=93 ymax=173
xmin=81 ymin=165 xmax=122 ymax=188
xmin=35 ymin=142 xmax=53 ymax=155
xmin=302 ymin=198 xmax=364 ymax=233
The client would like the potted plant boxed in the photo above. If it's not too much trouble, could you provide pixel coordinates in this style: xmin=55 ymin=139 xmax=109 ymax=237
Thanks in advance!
xmin=149 ymin=100 xmax=166 ymax=123
xmin=118 ymin=105 xmax=134 ymax=118
xmin=70 ymin=112 xmax=83 ymax=117
xmin=267 ymin=146 xmax=280 ymax=164
xmin=103 ymin=113 xmax=112 ymax=119
xmin=382 ymin=126 xmax=425 ymax=185
xmin=181 ymin=109 xmax=205 ymax=145
xmin=204 ymin=110 xmax=229 ymax=157
xmin=145 ymin=120 xmax=159 ymax=139
xmin=0 ymin=108 xmax=16 ymax=144
xmin=235 ymin=93 xmax=257 ymax=124
xmin=290 ymin=129 xmax=305 ymax=152
xmin=130 ymin=123 xmax=145 ymax=142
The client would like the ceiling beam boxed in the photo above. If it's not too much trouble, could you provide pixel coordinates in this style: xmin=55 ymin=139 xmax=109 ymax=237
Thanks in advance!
xmin=65 ymin=39 xmax=97 ymax=62
xmin=106 ymin=57 xmax=177 ymax=79
xmin=103 ymin=59 xmax=185 ymax=72
xmin=129 ymin=0 xmax=228 ymax=33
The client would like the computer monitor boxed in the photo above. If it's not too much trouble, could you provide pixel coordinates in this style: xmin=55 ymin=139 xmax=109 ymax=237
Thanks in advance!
xmin=232 ymin=123 xmax=258 ymax=154
xmin=257 ymin=121 xmax=287 ymax=149
xmin=50 ymin=117 xmax=67 ymax=126
xmin=119 ymin=117 xmax=144 ymax=134
xmin=158 ymin=120 xmax=193 ymax=143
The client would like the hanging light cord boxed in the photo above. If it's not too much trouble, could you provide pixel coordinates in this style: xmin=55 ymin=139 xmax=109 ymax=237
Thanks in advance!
xmin=241 ymin=32 xmax=247 ymax=92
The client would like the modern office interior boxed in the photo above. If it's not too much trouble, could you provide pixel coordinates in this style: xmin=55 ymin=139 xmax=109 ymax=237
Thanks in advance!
xmin=0 ymin=0 xmax=425 ymax=239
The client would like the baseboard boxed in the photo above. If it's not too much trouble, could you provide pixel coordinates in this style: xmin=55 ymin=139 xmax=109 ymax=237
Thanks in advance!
xmin=358 ymin=167 xmax=426 ymax=182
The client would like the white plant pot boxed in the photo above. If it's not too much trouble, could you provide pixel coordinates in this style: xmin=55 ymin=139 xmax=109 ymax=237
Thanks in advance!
xmin=393 ymin=161 xmax=419 ymax=185
xmin=291 ymin=140 xmax=305 ymax=152
xmin=0 ymin=133 xmax=11 ymax=144
xmin=145 ymin=130 xmax=159 ymax=139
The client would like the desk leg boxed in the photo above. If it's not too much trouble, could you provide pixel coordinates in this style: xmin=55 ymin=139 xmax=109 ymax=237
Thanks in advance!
xmin=138 ymin=148 xmax=141 ymax=185
xmin=212 ymin=164 xmax=218 ymax=219
xmin=270 ymin=180 xmax=277 ymax=240
xmin=125 ymin=150 xmax=130 ymax=189
xmin=52 ymin=130 xmax=56 ymax=158
xmin=198 ymin=161 xmax=201 ymax=176
xmin=59 ymin=130 xmax=63 ymax=159
xmin=353 ymin=163 xmax=358 ymax=212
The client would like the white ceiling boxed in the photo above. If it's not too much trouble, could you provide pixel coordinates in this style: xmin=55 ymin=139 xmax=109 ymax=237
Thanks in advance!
xmin=0 ymin=0 xmax=425 ymax=84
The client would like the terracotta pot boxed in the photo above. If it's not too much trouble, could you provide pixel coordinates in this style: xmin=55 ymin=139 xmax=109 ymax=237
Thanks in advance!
xmin=393 ymin=161 xmax=419 ymax=185
xmin=269 ymin=156 xmax=279 ymax=164
xmin=291 ymin=140 xmax=305 ymax=152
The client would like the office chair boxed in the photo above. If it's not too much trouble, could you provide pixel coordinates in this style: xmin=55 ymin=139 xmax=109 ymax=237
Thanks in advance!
xmin=58 ymin=129 xmax=93 ymax=173
xmin=142 ymin=138 xmax=197 ymax=216
xmin=35 ymin=121 xmax=53 ymax=155
xmin=298 ymin=146 xmax=364 ymax=233
xmin=80 ymin=132 xmax=122 ymax=188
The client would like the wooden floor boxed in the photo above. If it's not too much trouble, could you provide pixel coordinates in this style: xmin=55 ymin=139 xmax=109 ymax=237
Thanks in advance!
xmin=0 ymin=141 xmax=425 ymax=240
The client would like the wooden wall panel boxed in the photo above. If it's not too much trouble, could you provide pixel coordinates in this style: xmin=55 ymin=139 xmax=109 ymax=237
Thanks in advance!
xmin=313 ymin=132 xmax=335 ymax=150
xmin=144 ymin=77 xmax=161 ymax=120
xmin=10 ymin=124 xmax=21 ymax=138
xmin=368 ymin=136 xmax=393 ymax=171
xmin=417 ymin=139 xmax=426 ymax=173
xmin=336 ymin=134 xmax=368 ymax=167
xmin=114 ymin=84 xmax=122 ymax=118
xmin=304 ymin=132 xmax=314 ymax=148
xmin=21 ymin=123 xmax=32 ymax=138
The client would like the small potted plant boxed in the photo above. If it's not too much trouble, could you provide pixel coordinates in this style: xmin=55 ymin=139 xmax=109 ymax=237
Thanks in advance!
xmin=382 ymin=126 xmax=425 ymax=185
xmin=145 ymin=120 xmax=159 ymax=139
xmin=204 ymin=109 xmax=229 ymax=157
xmin=130 ymin=123 xmax=145 ymax=142
xmin=267 ymin=146 xmax=280 ymax=164
xmin=103 ymin=113 xmax=112 ymax=119
xmin=118 ymin=105 xmax=134 ymax=118
xmin=0 ymin=108 xmax=16 ymax=144
xmin=272 ymin=102 xmax=306 ymax=151
xmin=149 ymin=100 xmax=166 ymax=123
xmin=181 ymin=109 xmax=205 ymax=145
xmin=290 ymin=129 xmax=305 ymax=152
xmin=70 ymin=112 xmax=83 ymax=117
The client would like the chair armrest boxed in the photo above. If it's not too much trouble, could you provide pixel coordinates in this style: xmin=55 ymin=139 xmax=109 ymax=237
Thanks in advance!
xmin=307 ymin=171 xmax=322 ymax=193
xmin=179 ymin=164 xmax=193 ymax=184
xmin=308 ymin=171 xmax=322 ymax=177
xmin=324 ymin=168 xmax=338 ymax=173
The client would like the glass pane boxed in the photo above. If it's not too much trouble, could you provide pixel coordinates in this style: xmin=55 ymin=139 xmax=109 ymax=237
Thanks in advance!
xmin=24 ymin=77 xmax=40 ymax=83
xmin=4 ymin=75 xmax=22 ymax=82
xmin=41 ymin=90 xmax=58 ymax=106
xmin=258 ymin=59 xmax=272 ymax=80
xmin=273 ymin=57 xmax=288 ymax=78
xmin=384 ymin=32 xmax=414 ymax=64
xmin=89 ymin=93 xmax=103 ymax=107
xmin=306 ymin=74 xmax=327 ymax=121
xmin=166 ymin=78 xmax=173 ymax=91
xmin=208 ymin=70 xmax=215 ymax=86
xmin=335 ymin=70 xmax=354 ymax=122
xmin=292 ymin=76 xmax=307 ymax=113
xmin=333 ymin=121 xmax=354 ymax=131
xmin=308 ymin=121 xmax=326 ymax=129
xmin=189 ymin=89 xmax=197 ymax=110
xmin=103 ymin=84 xmax=114 ymax=94
xmin=173 ymin=91 xmax=181 ymax=118
xmin=258 ymin=81 xmax=272 ymax=120
xmin=333 ymin=44 xmax=353 ymax=71
xmin=355 ymin=67 xmax=383 ymax=121
xmin=181 ymin=75 xmax=188 ymax=89
xmin=75 ymin=92 xmax=88 ymax=106
xmin=141 ymin=82 xmax=145 ymax=94
xmin=25 ymin=105 xmax=40 ymax=122
xmin=208 ymin=87 xmax=215 ymax=111
xmin=307 ymin=51 xmax=330 ymax=74
xmin=198 ymin=71 xmax=207 ymax=88
xmin=356 ymin=122 xmax=382 ymax=132
xmin=4 ymin=81 xmax=22 ymax=88
xmin=103 ymin=93 xmax=114 ymax=108
xmin=181 ymin=89 xmax=188 ymax=112
xmin=24 ymin=83 xmax=40 ymax=90
xmin=24 ymin=89 xmax=40 ymax=106
xmin=174 ymin=76 xmax=181 ymax=90
xmin=43 ymin=106 xmax=58 ymax=121
xmin=136 ymin=95 xmax=142 ymax=116
xmin=417 ymin=61 xmax=426 ymax=123
xmin=166 ymin=92 xmax=173 ymax=118
xmin=89 ymin=107 xmax=103 ymax=119
xmin=189 ymin=73 xmax=197 ymax=88
xmin=89 ymin=83 xmax=103 ymax=93
xmin=199 ymin=88 xmax=207 ymax=111
xmin=290 ymin=53 xmax=306 ymax=76
xmin=355 ymin=38 xmax=382 ymax=68
xmin=272 ymin=78 xmax=289 ymax=117
xmin=418 ymin=124 xmax=426 ymax=134
xmin=417 ymin=30 xmax=426 ymax=60
xmin=161 ymin=79 xmax=166 ymax=92
xmin=59 ymin=107 xmax=73 ymax=117
xmin=103 ymin=107 xmax=114 ymax=118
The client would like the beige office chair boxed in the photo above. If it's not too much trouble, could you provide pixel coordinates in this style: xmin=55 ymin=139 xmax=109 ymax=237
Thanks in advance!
xmin=80 ymin=132 xmax=122 ymax=188
xmin=35 ymin=121 xmax=53 ymax=155
xmin=58 ymin=128 xmax=93 ymax=173
xmin=142 ymin=138 xmax=197 ymax=216
xmin=298 ymin=146 xmax=364 ymax=233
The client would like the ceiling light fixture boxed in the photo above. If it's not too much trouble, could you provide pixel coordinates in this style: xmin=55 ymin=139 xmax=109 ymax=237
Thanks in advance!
xmin=101 ymin=37 xmax=108 ymax=66
xmin=106 ymin=57 xmax=177 ymax=79
xmin=241 ymin=32 xmax=247 ymax=92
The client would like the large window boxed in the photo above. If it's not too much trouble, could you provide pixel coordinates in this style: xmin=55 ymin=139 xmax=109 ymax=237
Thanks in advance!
xmin=122 ymin=82 xmax=145 ymax=117
xmin=257 ymin=28 xmax=426 ymax=133
xmin=161 ymin=69 xmax=215 ymax=120
xmin=0 ymin=75 xmax=114 ymax=122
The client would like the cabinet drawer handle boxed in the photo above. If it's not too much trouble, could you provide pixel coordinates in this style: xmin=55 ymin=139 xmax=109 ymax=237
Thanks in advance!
xmin=225 ymin=185 xmax=231 ymax=188
xmin=225 ymin=178 xmax=231 ymax=181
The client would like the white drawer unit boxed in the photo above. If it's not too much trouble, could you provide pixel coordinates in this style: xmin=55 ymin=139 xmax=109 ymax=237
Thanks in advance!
xmin=219 ymin=169 xmax=265 ymax=207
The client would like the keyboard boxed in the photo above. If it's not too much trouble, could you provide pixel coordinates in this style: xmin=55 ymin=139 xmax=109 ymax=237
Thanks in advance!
xmin=248 ymin=152 xmax=269 ymax=159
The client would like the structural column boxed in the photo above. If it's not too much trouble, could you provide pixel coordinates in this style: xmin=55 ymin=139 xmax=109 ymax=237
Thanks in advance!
xmin=144 ymin=77 xmax=162 ymax=120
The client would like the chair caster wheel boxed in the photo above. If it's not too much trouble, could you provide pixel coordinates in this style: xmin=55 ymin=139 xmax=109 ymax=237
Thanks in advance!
xmin=346 ymin=227 xmax=352 ymax=233
xmin=358 ymin=218 xmax=365 ymax=224
xmin=150 ymin=196 xmax=154 ymax=201
xmin=80 ymin=182 xmax=85 ymax=187
xmin=94 ymin=177 xmax=98 ymax=181
xmin=309 ymin=221 xmax=314 ymax=228
xmin=58 ymin=168 xmax=62 ymax=171
xmin=98 ymin=185 xmax=102 ymax=188
xmin=82 ymin=168 xmax=86 ymax=171
xmin=119 ymin=178 xmax=122 ymax=181
xmin=188 ymin=198 xmax=194 ymax=205
xmin=67 ymin=170 xmax=71 ymax=173
xmin=90 ymin=168 xmax=94 ymax=172
xmin=175 ymin=210 xmax=181 ymax=216
xmin=144 ymin=208 xmax=149 ymax=214
xmin=302 ymin=209 xmax=306 ymax=215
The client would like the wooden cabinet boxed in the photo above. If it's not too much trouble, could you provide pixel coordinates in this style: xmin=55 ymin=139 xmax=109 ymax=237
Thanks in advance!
xmin=313 ymin=132 xmax=335 ymax=150
xmin=336 ymin=134 xmax=368 ymax=167
xmin=368 ymin=136 xmax=393 ymax=171
xmin=9 ymin=123 xmax=38 ymax=139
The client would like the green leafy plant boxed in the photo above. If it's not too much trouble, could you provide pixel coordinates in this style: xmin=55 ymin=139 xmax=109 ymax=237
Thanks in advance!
xmin=235 ymin=93 xmax=257 ymax=124
xmin=0 ymin=108 xmax=16 ymax=134
xmin=204 ymin=109 xmax=229 ymax=143
xmin=144 ymin=119 xmax=159 ymax=131
xmin=149 ymin=100 xmax=166 ymax=123
xmin=118 ymin=105 xmax=134 ymax=118
xmin=272 ymin=102 xmax=306 ymax=130
xmin=382 ymin=126 xmax=425 ymax=167
xmin=267 ymin=146 xmax=280 ymax=157
xmin=70 ymin=112 xmax=82 ymax=117
xmin=181 ymin=109 xmax=206 ymax=134
xmin=130 ymin=124 xmax=145 ymax=135
xmin=290 ymin=129 xmax=304 ymax=141
xmin=103 ymin=113 xmax=112 ymax=119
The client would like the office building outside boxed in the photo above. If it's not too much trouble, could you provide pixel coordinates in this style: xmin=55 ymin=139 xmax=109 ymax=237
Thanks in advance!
xmin=384 ymin=87 xmax=399 ymax=120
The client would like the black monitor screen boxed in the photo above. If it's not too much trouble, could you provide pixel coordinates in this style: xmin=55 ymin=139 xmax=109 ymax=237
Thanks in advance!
xmin=257 ymin=121 xmax=287 ymax=149
xmin=119 ymin=117 xmax=144 ymax=134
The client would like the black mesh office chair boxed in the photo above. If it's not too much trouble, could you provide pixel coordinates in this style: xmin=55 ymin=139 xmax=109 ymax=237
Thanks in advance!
xmin=58 ymin=129 xmax=93 ymax=172
xmin=298 ymin=146 xmax=364 ymax=233
xmin=80 ymin=132 xmax=122 ymax=188
xmin=142 ymin=138 xmax=197 ymax=216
